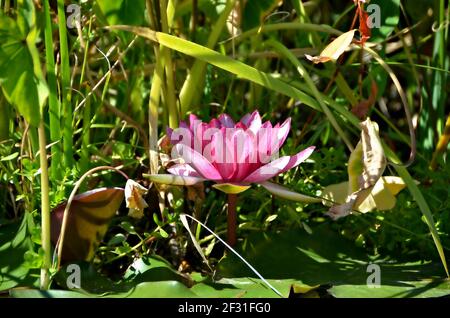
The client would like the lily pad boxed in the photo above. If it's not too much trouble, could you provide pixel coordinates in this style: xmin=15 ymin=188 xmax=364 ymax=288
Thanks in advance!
xmin=216 ymin=224 xmax=450 ymax=298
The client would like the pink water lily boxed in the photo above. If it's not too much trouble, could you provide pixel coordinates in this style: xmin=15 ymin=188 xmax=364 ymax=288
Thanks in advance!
xmin=148 ymin=111 xmax=316 ymax=196
xmin=146 ymin=111 xmax=318 ymax=245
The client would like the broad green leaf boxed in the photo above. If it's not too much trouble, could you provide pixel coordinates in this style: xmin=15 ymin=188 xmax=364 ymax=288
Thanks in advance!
xmin=109 ymin=26 xmax=322 ymax=113
xmin=0 ymin=213 xmax=39 ymax=291
xmin=10 ymin=281 xmax=198 ymax=298
xmin=260 ymin=181 xmax=321 ymax=203
xmin=217 ymin=224 xmax=450 ymax=298
xmin=212 ymin=183 xmax=251 ymax=194
xmin=124 ymin=255 xmax=188 ymax=285
xmin=330 ymin=279 xmax=450 ymax=298
xmin=191 ymin=277 xmax=294 ymax=298
xmin=94 ymin=0 xmax=146 ymax=26
xmin=50 ymin=188 xmax=125 ymax=262
xmin=0 ymin=14 xmax=43 ymax=127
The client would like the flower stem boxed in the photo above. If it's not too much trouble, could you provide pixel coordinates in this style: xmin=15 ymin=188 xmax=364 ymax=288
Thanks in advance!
xmin=38 ymin=121 xmax=51 ymax=290
xmin=227 ymin=194 xmax=237 ymax=246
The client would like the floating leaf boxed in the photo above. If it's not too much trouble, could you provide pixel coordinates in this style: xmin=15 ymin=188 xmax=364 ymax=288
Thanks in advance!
xmin=51 ymin=188 xmax=124 ymax=262
xmin=124 ymin=179 xmax=148 ymax=219
xmin=305 ymin=29 xmax=356 ymax=64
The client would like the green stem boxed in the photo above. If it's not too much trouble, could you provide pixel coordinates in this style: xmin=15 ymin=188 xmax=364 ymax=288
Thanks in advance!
xmin=57 ymin=0 xmax=74 ymax=167
xmin=38 ymin=121 xmax=51 ymax=290
xmin=227 ymin=194 xmax=237 ymax=246
xmin=160 ymin=0 xmax=179 ymax=128
xmin=43 ymin=0 xmax=62 ymax=181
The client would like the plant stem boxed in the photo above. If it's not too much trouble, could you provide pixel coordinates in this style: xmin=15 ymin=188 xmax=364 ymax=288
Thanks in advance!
xmin=38 ymin=121 xmax=51 ymax=290
xmin=43 ymin=0 xmax=62 ymax=181
xmin=227 ymin=194 xmax=237 ymax=246
xmin=57 ymin=0 xmax=74 ymax=167
xmin=160 ymin=0 xmax=179 ymax=128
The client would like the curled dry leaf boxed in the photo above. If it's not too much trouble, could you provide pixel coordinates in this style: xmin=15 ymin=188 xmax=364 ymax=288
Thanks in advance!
xmin=305 ymin=29 xmax=356 ymax=64
xmin=125 ymin=179 xmax=149 ymax=219
xmin=51 ymin=188 xmax=125 ymax=262
xmin=323 ymin=118 xmax=404 ymax=220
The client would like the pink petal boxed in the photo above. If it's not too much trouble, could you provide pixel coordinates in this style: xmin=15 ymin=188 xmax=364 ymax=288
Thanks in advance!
xmin=174 ymin=144 xmax=222 ymax=181
xmin=246 ymin=111 xmax=262 ymax=134
xmin=168 ymin=164 xmax=202 ymax=178
xmin=209 ymin=130 xmax=236 ymax=180
xmin=243 ymin=146 xmax=315 ymax=183
xmin=271 ymin=117 xmax=291 ymax=155
xmin=218 ymin=114 xmax=235 ymax=128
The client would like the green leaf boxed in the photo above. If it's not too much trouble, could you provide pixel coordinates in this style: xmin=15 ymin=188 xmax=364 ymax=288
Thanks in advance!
xmin=0 ymin=93 xmax=10 ymax=141
xmin=144 ymin=173 xmax=205 ymax=186
xmin=242 ymin=0 xmax=281 ymax=31
xmin=260 ymin=181 xmax=321 ymax=203
xmin=217 ymin=224 xmax=450 ymax=298
xmin=0 ymin=14 xmax=43 ymax=127
xmin=95 ymin=0 xmax=146 ymax=26
xmin=109 ymin=26 xmax=322 ymax=113
xmin=368 ymin=0 xmax=400 ymax=42
xmin=0 ymin=213 xmax=39 ymax=291
xmin=1 ymin=152 xmax=19 ymax=162
xmin=123 ymin=255 xmax=188 ymax=284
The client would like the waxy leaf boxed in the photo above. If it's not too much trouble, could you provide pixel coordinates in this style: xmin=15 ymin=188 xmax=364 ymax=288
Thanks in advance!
xmin=144 ymin=173 xmax=205 ymax=186
xmin=261 ymin=181 xmax=321 ymax=203
xmin=51 ymin=188 xmax=124 ymax=262
xmin=305 ymin=29 xmax=356 ymax=64
xmin=212 ymin=183 xmax=251 ymax=194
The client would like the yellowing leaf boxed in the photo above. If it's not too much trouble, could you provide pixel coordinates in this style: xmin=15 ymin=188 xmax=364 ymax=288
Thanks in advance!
xmin=125 ymin=180 xmax=148 ymax=219
xmin=51 ymin=188 xmax=124 ymax=262
xmin=213 ymin=183 xmax=251 ymax=194
xmin=305 ymin=29 xmax=356 ymax=64
xmin=359 ymin=118 xmax=386 ymax=189
xmin=144 ymin=173 xmax=205 ymax=186
xmin=322 ymin=176 xmax=412 ymax=219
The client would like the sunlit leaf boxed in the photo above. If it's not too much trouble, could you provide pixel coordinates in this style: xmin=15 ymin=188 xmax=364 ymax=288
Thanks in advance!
xmin=322 ymin=176 xmax=409 ymax=214
xmin=212 ymin=183 xmax=251 ymax=194
xmin=305 ymin=29 xmax=356 ymax=64
xmin=144 ymin=173 xmax=205 ymax=186
xmin=261 ymin=181 xmax=321 ymax=203
xmin=51 ymin=188 xmax=125 ymax=262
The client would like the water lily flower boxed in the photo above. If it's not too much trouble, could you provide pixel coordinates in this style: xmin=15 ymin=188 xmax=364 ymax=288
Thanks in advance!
xmin=151 ymin=111 xmax=316 ymax=194
xmin=145 ymin=111 xmax=318 ymax=245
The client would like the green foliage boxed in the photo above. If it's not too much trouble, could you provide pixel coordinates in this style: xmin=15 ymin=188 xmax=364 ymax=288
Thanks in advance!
xmin=0 ymin=0 xmax=449 ymax=298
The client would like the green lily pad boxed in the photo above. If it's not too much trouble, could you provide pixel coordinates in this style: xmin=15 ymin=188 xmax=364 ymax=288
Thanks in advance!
xmin=10 ymin=281 xmax=197 ymax=298
xmin=216 ymin=224 xmax=450 ymax=298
